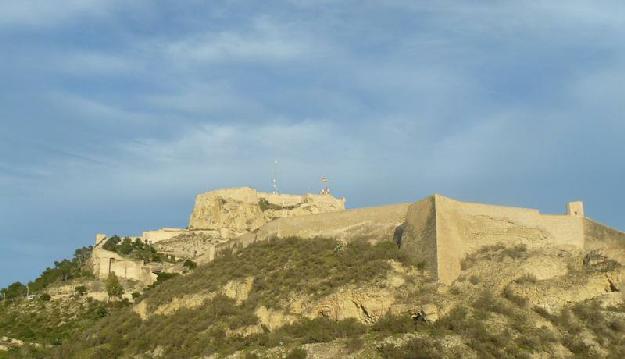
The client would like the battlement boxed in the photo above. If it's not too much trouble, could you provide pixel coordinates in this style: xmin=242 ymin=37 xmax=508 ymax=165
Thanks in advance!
xmin=567 ymin=201 xmax=584 ymax=217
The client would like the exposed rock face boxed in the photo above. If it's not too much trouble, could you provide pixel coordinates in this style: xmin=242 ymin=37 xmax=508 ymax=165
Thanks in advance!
xmin=188 ymin=187 xmax=346 ymax=236
xmin=134 ymin=277 xmax=255 ymax=319
xmin=302 ymin=287 xmax=396 ymax=324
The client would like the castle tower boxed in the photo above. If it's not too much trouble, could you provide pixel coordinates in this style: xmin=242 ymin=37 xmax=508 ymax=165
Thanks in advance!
xmin=567 ymin=201 xmax=584 ymax=217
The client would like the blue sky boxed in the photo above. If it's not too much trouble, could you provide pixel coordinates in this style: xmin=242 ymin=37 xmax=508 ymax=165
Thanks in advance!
xmin=1 ymin=1 xmax=625 ymax=288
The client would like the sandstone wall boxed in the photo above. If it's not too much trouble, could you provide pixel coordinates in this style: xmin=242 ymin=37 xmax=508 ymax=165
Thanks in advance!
xmin=92 ymin=247 xmax=158 ymax=285
xmin=143 ymin=228 xmax=188 ymax=244
xmin=400 ymin=195 xmax=587 ymax=284
xmin=188 ymin=187 xmax=346 ymax=236
xmin=398 ymin=196 xmax=437 ymax=273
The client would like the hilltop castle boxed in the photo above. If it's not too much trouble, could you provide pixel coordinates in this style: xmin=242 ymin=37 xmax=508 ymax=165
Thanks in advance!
xmin=92 ymin=188 xmax=625 ymax=286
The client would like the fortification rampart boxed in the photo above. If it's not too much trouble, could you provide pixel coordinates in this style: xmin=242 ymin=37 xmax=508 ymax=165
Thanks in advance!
xmin=401 ymin=195 xmax=604 ymax=284
xmin=91 ymin=186 xmax=625 ymax=287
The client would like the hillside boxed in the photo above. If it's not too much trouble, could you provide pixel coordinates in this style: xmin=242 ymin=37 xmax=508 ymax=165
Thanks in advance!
xmin=1 ymin=235 xmax=624 ymax=358
xmin=2 ymin=191 xmax=625 ymax=358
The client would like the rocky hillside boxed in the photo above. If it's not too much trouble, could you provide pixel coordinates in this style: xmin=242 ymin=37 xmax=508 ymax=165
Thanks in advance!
xmin=2 ymin=192 xmax=625 ymax=358
xmin=1 ymin=234 xmax=624 ymax=358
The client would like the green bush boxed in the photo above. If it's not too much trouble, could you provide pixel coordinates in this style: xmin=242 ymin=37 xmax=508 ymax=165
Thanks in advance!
xmin=371 ymin=314 xmax=419 ymax=334
xmin=286 ymin=347 xmax=307 ymax=359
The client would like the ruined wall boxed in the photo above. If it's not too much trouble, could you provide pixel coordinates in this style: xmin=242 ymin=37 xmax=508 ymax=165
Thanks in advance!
xmin=153 ymin=231 xmax=220 ymax=264
xmin=92 ymin=245 xmax=159 ymax=285
xmin=143 ymin=228 xmax=188 ymax=244
xmin=188 ymin=187 xmax=346 ymax=236
xmin=92 ymin=247 xmax=158 ymax=284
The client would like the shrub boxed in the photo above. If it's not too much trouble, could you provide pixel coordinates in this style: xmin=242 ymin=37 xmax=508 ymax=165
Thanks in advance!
xmin=183 ymin=259 xmax=197 ymax=270
xmin=345 ymin=337 xmax=365 ymax=353
xmin=378 ymin=336 xmax=444 ymax=359
xmin=106 ymin=273 xmax=124 ymax=300
xmin=75 ymin=285 xmax=87 ymax=296
xmin=503 ymin=285 xmax=528 ymax=308
xmin=610 ymin=319 xmax=625 ymax=333
xmin=286 ymin=348 xmax=308 ymax=359
xmin=371 ymin=314 xmax=419 ymax=334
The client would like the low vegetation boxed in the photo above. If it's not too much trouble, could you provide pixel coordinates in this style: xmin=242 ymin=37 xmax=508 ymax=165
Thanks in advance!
xmin=142 ymin=236 xmax=414 ymax=310
xmin=461 ymin=243 xmax=528 ymax=270
xmin=0 ymin=297 xmax=110 ymax=347
xmin=101 ymin=236 xmax=165 ymax=263
xmin=3 ymin=237 xmax=625 ymax=358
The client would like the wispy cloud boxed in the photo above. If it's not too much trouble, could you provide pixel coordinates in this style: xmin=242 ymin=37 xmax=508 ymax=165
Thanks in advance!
xmin=0 ymin=0 xmax=141 ymax=27
xmin=163 ymin=17 xmax=327 ymax=64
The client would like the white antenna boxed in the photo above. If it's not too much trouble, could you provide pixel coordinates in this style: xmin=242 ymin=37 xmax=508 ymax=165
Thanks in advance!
xmin=320 ymin=176 xmax=329 ymax=195
xmin=272 ymin=160 xmax=279 ymax=194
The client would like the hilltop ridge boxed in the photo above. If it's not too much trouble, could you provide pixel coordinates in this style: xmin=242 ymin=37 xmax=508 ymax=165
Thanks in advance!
xmin=1 ymin=188 xmax=625 ymax=358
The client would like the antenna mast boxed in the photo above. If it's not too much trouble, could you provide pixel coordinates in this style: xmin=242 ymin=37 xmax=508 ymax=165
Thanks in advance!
xmin=272 ymin=160 xmax=279 ymax=194
xmin=320 ymin=176 xmax=330 ymax=195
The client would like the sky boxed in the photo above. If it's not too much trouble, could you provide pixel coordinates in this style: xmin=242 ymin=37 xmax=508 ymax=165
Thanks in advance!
xmin=1 ymin=1 xmax=625 ymax=288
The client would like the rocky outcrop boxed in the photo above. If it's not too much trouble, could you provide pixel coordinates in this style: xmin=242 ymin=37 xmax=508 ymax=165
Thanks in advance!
xmin=303 ymin=287 xmax=396 ymax=324
xmin=188 ymin=187 xmax=345 ymax=236
xmin=134 ymin=277 xmax=255 ymax=319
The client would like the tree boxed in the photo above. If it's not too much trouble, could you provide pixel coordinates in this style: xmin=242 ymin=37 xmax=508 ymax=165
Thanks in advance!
xmin=73 ymin=246 xmax=92 ymax=265
xmin=106 ymin=273 xmax=124 ymax=301
xmin=118 ymin=237 xmax=133 ymax=255
xmin=1 ymin=282 xmax=27 ymax=300
xmin=103 ymin=235 xmax=121 ymax=252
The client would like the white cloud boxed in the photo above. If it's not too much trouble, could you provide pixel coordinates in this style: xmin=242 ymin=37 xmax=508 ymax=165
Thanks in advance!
xmin=0 ymin=0 xmax=139 ymax=27
xmin=163 ymin=18 xmax=326 ymax=64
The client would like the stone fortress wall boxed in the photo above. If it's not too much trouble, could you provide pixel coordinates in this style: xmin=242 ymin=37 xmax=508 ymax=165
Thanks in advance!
xmin=239 ymin=193 xmax=625 ymax=285
xmin=91 ymin=186 xmax=625 ymax=287
xmin=403 ymin=195 xmax=587 ymax=284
